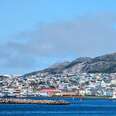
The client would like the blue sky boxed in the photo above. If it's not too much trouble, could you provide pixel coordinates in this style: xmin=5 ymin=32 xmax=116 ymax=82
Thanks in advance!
xmin=0 ymin=0 xmax=116 ymax=74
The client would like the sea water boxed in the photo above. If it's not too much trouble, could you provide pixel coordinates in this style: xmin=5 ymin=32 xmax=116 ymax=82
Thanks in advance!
xmin=0 ymin=97 xmax=116 ymax=116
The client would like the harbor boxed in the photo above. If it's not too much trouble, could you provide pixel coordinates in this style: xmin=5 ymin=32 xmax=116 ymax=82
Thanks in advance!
xmin=0 ymin=97 xmax=116 ymax=116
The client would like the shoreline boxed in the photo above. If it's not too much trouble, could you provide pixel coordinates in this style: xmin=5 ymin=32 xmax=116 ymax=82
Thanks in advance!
xmin=44 ymin=95 xmax=114 ymax=99
xmin=1 ymin=95 xmax=115 ymax=99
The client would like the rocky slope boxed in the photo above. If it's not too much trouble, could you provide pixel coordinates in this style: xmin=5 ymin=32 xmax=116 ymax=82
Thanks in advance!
xmin=23 ymin=52 xmax=116 ymax=77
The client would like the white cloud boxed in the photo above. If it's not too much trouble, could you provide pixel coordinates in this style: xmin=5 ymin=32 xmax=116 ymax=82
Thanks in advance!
xmin=0 ymin=12 xmax=116 ymax=71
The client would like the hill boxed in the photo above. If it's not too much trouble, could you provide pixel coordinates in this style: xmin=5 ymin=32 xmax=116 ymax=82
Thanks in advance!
xmin=23 ymin=52 xmax=116 ymax=77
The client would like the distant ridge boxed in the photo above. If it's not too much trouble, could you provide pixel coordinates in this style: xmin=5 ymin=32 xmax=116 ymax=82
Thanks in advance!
xmin=23 ymin=52 xmax=116 ymax=77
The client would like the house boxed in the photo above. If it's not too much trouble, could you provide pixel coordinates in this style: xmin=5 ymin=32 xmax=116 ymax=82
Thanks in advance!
xmin=104 ymin=89 xmax=113 ymax=97
xmin=39 ymin=88 xmax=60 ymax=96
xmin=112 ymin=89 xmax=116 ymax=98
xmin=60 ymin=91 xmax=77 ymax=96
xmin=79 ymin=89 xmax=86 ymax=96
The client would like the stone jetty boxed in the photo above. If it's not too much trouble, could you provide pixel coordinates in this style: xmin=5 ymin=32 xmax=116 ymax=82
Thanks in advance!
xmin=0 ymin=98 xmax=70 ymax=105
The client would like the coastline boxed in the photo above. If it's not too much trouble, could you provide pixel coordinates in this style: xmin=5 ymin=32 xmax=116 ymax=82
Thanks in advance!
xmin=49 ymin=95 xmax=114 ymax=99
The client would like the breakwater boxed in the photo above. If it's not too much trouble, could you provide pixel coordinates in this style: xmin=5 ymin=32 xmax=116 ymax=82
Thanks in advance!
xmin=0 ymin=98 xmax=70 ymax=105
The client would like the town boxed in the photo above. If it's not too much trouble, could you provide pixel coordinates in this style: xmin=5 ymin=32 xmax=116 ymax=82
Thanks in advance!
xmin=0 ymin=73 xmax=116 ymax=98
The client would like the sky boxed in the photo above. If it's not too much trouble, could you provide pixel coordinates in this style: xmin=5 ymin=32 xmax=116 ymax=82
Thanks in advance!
xmin=0 ymin=0 xmax=116 ymax=74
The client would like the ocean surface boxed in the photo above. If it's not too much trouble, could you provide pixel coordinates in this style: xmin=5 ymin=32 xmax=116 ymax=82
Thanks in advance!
xmin=0 ymin=97 xmax=116 ymax=116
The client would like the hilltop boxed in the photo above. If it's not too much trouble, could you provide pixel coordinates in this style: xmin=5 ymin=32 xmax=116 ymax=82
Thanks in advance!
xmin=23 ymin=52 xmax=116 ymax=77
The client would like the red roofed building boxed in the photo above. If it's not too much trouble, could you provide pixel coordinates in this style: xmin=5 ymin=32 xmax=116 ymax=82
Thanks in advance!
xmin=39 ymin=88 xmax=61 ymax=96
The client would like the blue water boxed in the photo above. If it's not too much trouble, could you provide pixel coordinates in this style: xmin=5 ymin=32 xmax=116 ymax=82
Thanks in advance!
xmin=0 ymin=97 xmax=116 ymax=116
